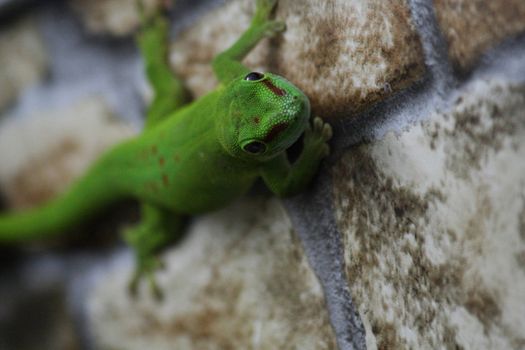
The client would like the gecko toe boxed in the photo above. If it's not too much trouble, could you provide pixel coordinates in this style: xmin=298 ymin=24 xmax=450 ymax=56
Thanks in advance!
xmin=263 ymin=21 xmax=286 ymax=36
xmin=128 ymin=273 xmax=140 ymax=298
xmin=148 ymin=274 xmax=165 ymax=301
xmin=313 ymin=117 xmax=323 ymax=131
xmin=322 ymin=123 xmax=333 ymax=140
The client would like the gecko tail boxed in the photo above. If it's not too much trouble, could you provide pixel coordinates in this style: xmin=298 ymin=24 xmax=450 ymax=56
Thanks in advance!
xmin=0 ymin=160 xmax=123 ymax=243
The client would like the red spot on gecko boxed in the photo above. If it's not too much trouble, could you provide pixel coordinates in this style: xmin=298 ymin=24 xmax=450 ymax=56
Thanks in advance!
xmin=262 ymin=80 xmax=286 ymax=96
xmin=159 ymin=157 xmax=165 ymax=166
xmin=173 ymin=154 xmax=180 ymax=162
xmin=263 ymin=122 xmax=289 ymax=142
xmin=151 ymin=145 xmax=158 ymax=154
xmin=162 ymin=174 xmax=169 ymax=186
xmin=253 ymin=116 xmax=260 ymax=124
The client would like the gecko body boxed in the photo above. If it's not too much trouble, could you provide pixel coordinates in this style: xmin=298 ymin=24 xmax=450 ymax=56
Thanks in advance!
xmin=0 ymin=0 xmax=331 ymax=296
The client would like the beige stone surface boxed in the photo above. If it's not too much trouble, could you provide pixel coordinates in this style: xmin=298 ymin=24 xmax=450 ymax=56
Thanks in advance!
xmin=87 ymin=198 xmax=337 ymax=350
xmin=70 ymin=0 xmax=164 ymax=36
xmin=171 ymin=0 xmax=425 ymax=118
xmin=0 ymin=17 xmax=48 ymax=112
xmin=0 ymin=97 xmax=136 ymax=209
xmin=435 ymin=0 xmax=525 ymax=71
xmin=333 ymin=80 xmax=525 ymax=349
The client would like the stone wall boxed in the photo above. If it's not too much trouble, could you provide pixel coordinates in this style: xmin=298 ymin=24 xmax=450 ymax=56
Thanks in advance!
xmin=0 ymin=0 xmax=524 ymax=349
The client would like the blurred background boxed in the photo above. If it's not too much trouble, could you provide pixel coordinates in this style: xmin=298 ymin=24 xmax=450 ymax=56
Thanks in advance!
xmin=0 ymin=1 xmax=214 ymax=349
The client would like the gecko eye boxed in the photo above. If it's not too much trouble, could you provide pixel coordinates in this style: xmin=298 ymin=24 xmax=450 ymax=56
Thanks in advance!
xmin=244 ymin=72 xmax=264 ymax=81
xmin=242 ymin=141 xmax=267 ymax=154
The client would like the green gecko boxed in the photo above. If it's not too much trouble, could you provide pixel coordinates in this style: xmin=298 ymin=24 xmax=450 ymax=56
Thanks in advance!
xmin=0 ymin=0 xmax=331 ymax=297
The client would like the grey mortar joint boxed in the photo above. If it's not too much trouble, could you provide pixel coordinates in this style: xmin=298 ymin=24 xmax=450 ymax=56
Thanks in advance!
xmin=284 ymin=1 xmax=474 ymax=349
xmin=285 ymin=170 xmax=367 ymax=350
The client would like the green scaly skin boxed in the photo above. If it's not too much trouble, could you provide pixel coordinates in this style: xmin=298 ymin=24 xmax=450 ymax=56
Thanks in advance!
xmin=0 ymin=0 xmax=332 ymax=298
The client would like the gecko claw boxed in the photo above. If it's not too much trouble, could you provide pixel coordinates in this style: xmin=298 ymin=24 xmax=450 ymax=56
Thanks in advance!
xmin=127 ymin=267 xmax=165 ymax=301
xmin=263 ymin=20 xmax=286 ymax=36
xmin=322 ymin=123 xmax=333 ymax=141
xmin=128 ymin=275 xmax=139 ymax=297
xmin=148 ymin=274 xmax=165 ymax=301
xmin=313 ymin=116 xmax=324 ymax=131
xmin=126 ymin=250 xmax=166 ymax=301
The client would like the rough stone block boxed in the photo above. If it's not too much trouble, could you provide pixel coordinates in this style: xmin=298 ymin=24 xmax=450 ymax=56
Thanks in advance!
xmin=69 ymin=0 xmax=164 ymax=36
xmin=333 ymin=80 xmax=525 ymax=349
xmin=0 ymin=17 xmax=48 ymax=112
xmin=434 ymin=0 xmax=525 ymax=72
xmin=0 ymin=97 xmax=136 ymax=209
xmin=171 ymin=0 xmax=425 ymax=118
xmin=87 ymin=198 xmax=337 ymax=349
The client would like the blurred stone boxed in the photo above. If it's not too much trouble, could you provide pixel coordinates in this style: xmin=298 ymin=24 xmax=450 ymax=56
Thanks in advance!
xmin=171 ymin=0 xmax=425 ymax=119
xmin=0 ymin=97 xmax=136 ymax=209
xmin=87 ymin=198 xmax=337 ymax=350
xmin=69 ymin=0 xmax=164 ymax=36
xmin=434 ymin=0 xmax=525 ymax=72
xmin=333 ymin=80 xmax=525 ymax=349
xmin=0 ymin=16 xmax=48 ymax=112
xmin=0 ymin=258 xmax=80 ymax=350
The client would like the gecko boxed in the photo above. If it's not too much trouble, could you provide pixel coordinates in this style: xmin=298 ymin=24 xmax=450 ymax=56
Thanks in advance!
xmin=0 ymin=0 xmax=332 ymax=298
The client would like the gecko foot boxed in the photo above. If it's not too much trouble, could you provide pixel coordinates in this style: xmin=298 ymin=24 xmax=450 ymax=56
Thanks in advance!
xmin=304 ymin=116 xmax=332 ymax=158
xmin=253 ymin=0 xmax=281 ymax=27
xmin=262 ymin=20 xmax=286 ymax=37
xmin=128 ymin=255 xmax=165 ymax=301
xmin=123 ymin=223 xmax=171 ymax=301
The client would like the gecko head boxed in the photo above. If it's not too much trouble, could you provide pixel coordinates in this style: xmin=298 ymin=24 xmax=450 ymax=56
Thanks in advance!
xmin=216 ymin=72 xmax=310 ymax=161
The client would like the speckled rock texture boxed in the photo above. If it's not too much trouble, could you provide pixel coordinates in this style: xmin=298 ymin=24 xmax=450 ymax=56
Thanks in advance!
xmin=171 ymin=0 xmax=425 ymax=118
xmin=0 ymin=0 xmax=525 ymax=349
xmin=87 ymin=198 xmax=337 ymax=350
xmin=333 ymin=80 xmax=525 ymax=349
xmin=0 ymin=97 xmax=135 ymax=209
xmin=434 ymin=0 xmax=525 ymax=72
xmin=0 ymin=17 xmax=48 ymax=112
xmin=69 ymin=0 xmax=164 ymax=36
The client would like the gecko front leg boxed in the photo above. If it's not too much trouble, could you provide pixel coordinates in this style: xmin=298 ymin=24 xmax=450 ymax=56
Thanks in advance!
xmin=212 ymin=0 xmax=285 ymax=83
xmin=261 ymin=117 xmax=332 ymax=197
xmin=136 ymin=0 xmax=190 ymax=129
